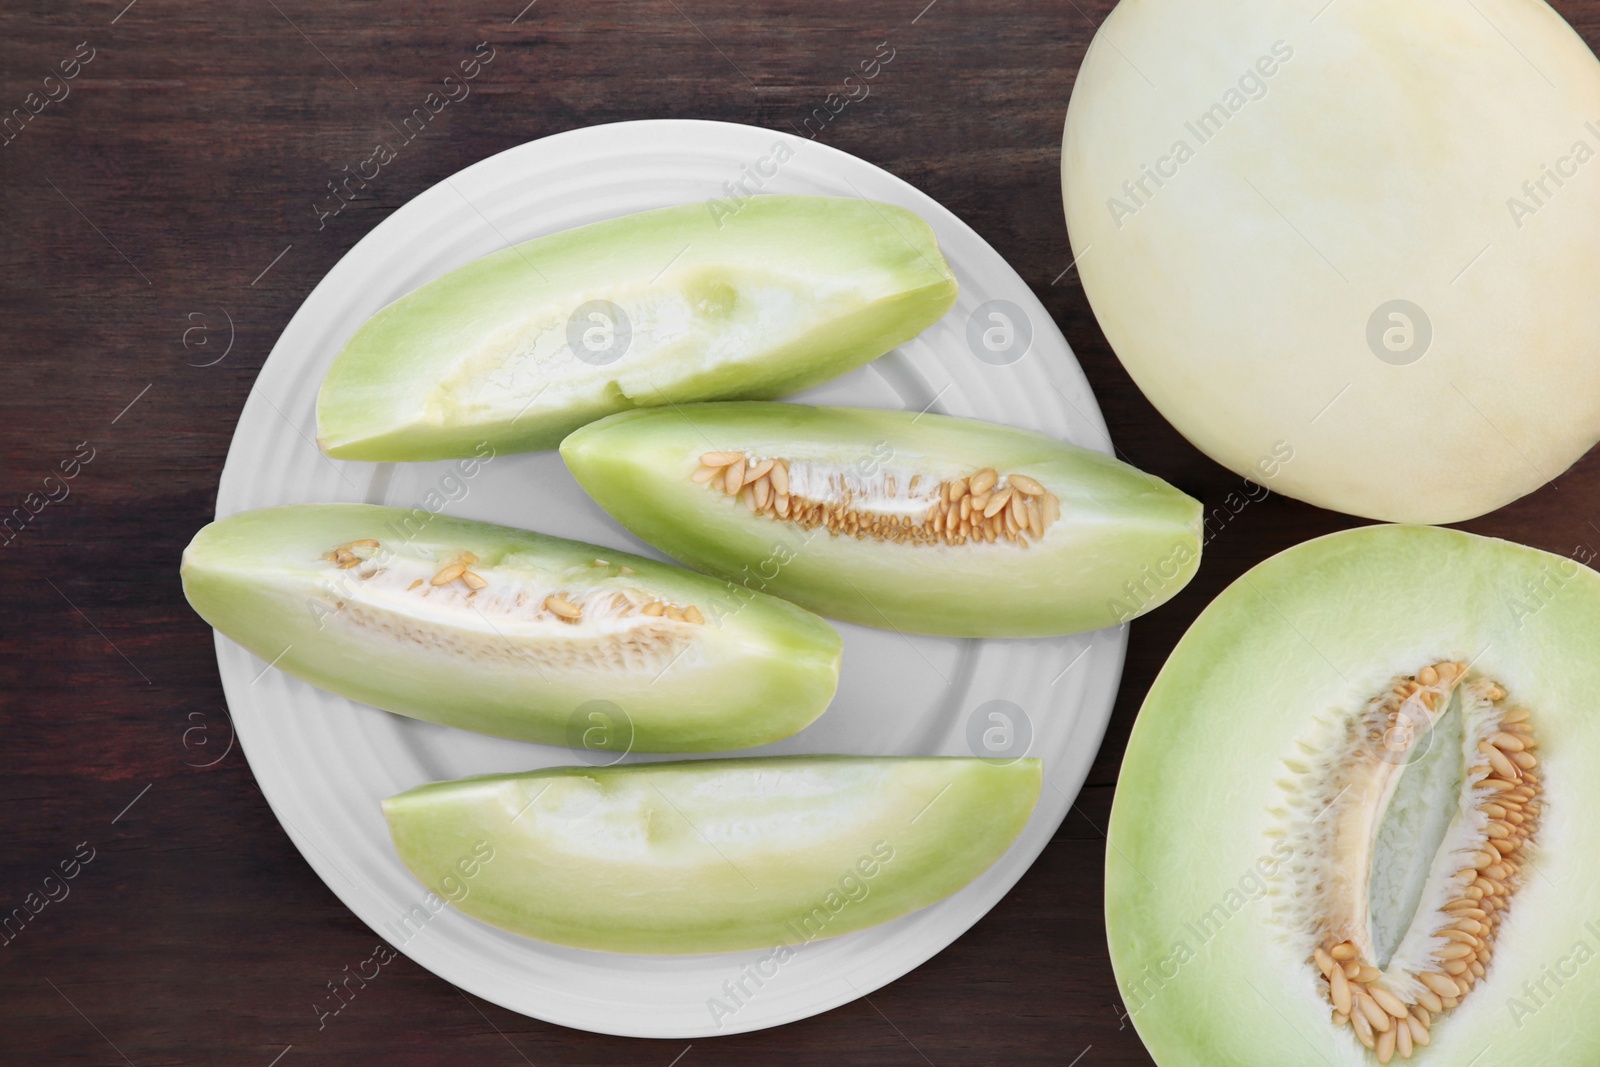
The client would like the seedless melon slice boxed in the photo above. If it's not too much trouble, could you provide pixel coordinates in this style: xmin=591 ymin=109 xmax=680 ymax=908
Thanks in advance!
xmin=1109 ymin=525 xmax=1600 ymax=1065
xmin=181 ymin=504 xmax=841 ymax=751
xmin=316 ymin=195 xmax=957 ymax=460
xmin=382 ymin=756 xmax=1042 ymax=954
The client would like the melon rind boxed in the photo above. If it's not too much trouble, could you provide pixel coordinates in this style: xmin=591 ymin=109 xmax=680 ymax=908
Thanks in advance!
xmin=1108 ymin=524 xmax=1600 ymax=1065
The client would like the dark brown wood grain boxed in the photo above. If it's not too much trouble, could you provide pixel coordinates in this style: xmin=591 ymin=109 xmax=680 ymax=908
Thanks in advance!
xmin=5 ymin=1 xmax=1600 ymax=1063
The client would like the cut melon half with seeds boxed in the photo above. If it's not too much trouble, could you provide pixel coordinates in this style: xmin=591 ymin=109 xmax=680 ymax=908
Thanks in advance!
xmin=382 ymin=756 xmax=1042 ymax=954
xmin=1109 ymin=524 xmax=1600 ymax=1065
xmin=561 ymin=401 xmax=1203 ymax=637
xmin=316 ymin=195 xmax=958 ymax=460
xmin=181 ymin=504 xmax=841 ymax=751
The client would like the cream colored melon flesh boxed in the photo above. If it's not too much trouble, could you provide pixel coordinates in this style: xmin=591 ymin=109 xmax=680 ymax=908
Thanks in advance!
xmin=1063 ymin=0 xmax=1600 ymax=523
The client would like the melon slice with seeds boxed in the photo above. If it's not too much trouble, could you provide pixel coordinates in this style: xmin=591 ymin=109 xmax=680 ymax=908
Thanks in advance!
xmin=561 ymin=401 xmax=1202 ymax=637
xmin=180 ymin=503 xmax=841 ymax=751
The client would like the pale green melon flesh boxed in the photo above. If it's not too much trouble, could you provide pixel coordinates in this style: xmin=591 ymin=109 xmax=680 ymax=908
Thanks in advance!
xmin=180 ymin=504 xmax=841 ymax=751
xmin=316 ymin=196 xmax=958 ymax=460
xmin=1109 ymin=525 xmax=1600 ymax=1066
xmin=560 ymin=402 xmax=1203 ymax=637
xmin=382 ymin=756 xmax=1042 ymax=954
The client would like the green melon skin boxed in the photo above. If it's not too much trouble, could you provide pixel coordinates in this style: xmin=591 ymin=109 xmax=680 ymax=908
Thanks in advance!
xmin=560 ymin=402 xmax=1203 ymax=637
xmin=315 ymin=196 xmax=958 ymax=461
xmin=180 ymin=504 xmax=842 ymax=751
xmin=1110 ymin=525 xmax=1600 ymax=1066
xmin=382 ymin=756 xmax=1042 ymax=954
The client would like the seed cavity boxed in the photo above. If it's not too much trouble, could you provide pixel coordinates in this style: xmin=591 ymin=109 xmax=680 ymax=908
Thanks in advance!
xmin=1273 ymin=660 xmax=1542 ymax=1061
xmin=692 ymin=452 xmax=1061 ymax=547
xmin=528 ymin=587 xmax=705 ymax=628
xmin=318 ymin=541 xmax=713 ymax=673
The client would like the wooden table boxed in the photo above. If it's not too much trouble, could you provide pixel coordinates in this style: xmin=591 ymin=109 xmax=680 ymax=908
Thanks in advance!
xmin=5 ymin=1 xmax=1599 ymax=1062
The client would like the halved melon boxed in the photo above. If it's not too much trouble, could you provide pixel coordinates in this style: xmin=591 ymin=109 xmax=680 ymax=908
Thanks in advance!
xmin=180 ymin=504 xmax=841 ymax=751
xmin=561 ymin=402 xmax=1202 ymax=637
xmin=1109 ymin=525 xmax=1600 ymax=1064
xmin=1062 ymin=0 xmax=1600 ymax=523
xmin=382 ymin=756 xmax=1042 ymax=953
xmin=317 ymin=196 xmax=957 ymax=460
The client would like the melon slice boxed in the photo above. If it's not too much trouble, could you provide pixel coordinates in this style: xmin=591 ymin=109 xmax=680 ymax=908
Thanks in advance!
xmin=382 ymin=756 xmax=1042 ymax=953
xmin=180 ymin=504 xmax=841 ymax=751
xmin=561 ymin=401 xmax=1202 ymax=637
xmin=316 ymin=195 xmax=957 ymax=460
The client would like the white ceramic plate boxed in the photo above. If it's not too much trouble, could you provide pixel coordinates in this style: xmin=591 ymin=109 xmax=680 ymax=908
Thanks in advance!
xmin=213 ymin=119 xmax=1126 ymax=1038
